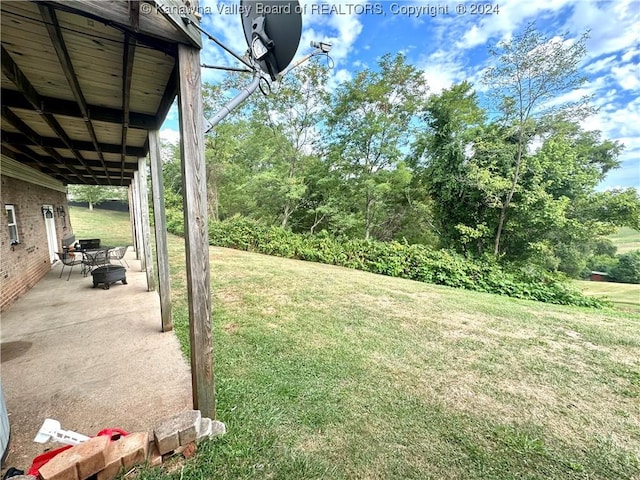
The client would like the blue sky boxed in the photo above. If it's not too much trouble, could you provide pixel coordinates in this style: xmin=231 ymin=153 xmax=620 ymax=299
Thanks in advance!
xmin=160 ymin=0 xmax=640 ymax=189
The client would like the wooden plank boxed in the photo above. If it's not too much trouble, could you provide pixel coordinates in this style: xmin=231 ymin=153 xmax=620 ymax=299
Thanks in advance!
xmin=4 ymin=108 xmax=58 ymax=139
xmin=149 ymin=129 xmax=173 ymax=331
xmin=1 ymin=45 xmax=101 ymax=182
xmin=1 ymin=106 xmax=86 ymax=183
xmin=121 ymin=34 xmax=136 ymax=182
xmin=131 ymin=170 xmax=144 ymax=263
xmin=1 ymin=131 xmax=146 ymax=157
xmin=177 ymin=43 xmax=214 ymax=418
xmin=44 ymin=0 xmax=200 ymax=47
xmin=39 ymin=4 xmax=111 ymax=184
xmin=156 ymin=63 xmax=179 ymax=131
xmin=153 ymin=0 xmax=203 ymax=48
xmin=138 ymin=157 xmax=156 ymax=292
xmin=0 ymin=154 xmax=67 ymax=193
xmin=128 ymin=185 xmax=137 ymax=255
xmin=1 ymin=144 xmax=75 ymax=184
xmin=1 ymin=88 xmax=157 ymax=129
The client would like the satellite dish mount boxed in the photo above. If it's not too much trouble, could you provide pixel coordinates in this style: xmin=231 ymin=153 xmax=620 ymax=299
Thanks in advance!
xmin=196 ymin=1 xmax=332 ymax=133
xmin=241 ymin=0 xmax=302 ymax=81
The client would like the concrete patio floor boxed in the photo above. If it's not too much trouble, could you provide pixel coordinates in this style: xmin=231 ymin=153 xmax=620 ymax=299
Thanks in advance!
xmin=1 ymin=249 xmax=192 ymax=472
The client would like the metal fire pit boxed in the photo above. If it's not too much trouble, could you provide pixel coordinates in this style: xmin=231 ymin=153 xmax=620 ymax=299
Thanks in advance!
xmin=91 ymin=265 xmax=127 ymax=290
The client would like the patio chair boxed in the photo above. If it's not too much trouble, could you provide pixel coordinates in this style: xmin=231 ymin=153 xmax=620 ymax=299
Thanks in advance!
xmin=82 ymin=249 xmax=110 ymax=275
xmin=57 ymin=251 xmax=84 ymax=281
xmin=108 ymin=246 xmax=129 ymax=268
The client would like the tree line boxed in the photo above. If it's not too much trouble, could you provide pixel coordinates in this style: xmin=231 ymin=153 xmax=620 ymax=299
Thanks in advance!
xmin=158 ymin=24 xmax=639 ymax=280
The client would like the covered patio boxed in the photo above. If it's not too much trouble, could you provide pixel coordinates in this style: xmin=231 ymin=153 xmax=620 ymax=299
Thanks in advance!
xmin=1 ymin=0 xmax=216 ymax=472
xmin=1 ymin=249 xmax=192 ymax=469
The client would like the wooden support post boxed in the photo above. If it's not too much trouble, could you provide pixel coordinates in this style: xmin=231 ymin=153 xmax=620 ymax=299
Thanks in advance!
xmin=128 ymin=185 xmax=137 ymax=254
xmin=138 ymin=157 xmax=156 ymax=292
xmin=177 ymin=43 xmax=215 ymax=419
xmin=149 ymin=130 xmax=173 ymax=331
xmin=132 ymin=171 xmax=144 ymax=266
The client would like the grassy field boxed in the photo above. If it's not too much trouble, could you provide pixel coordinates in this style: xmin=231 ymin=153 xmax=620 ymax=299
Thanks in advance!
xmin=609 ymin=227 xmax=640 ymax=254
xmin=69 ymin=206 xmax=133 ymax=247
xmin=576 ymin=280 xmax=640 ymax=314
xmin=73 ymin=209 xmax=640 ymax=479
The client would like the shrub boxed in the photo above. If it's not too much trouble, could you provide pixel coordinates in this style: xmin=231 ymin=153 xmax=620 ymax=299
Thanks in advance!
xmin=610 ymin=250 xmax=640 ymax=284
xmin=201 ymin=217 xmax=604 ymax=308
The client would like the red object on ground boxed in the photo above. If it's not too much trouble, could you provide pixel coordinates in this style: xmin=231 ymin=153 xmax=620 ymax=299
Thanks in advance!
xmin=26 ymin=429 xmax=129 ymax=476
xmin=27 ymin=445 xmax=72 ymax=476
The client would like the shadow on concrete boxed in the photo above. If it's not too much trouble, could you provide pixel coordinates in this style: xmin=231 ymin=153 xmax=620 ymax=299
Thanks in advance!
xmin=0 ymin=248 xmax=191 ymax=472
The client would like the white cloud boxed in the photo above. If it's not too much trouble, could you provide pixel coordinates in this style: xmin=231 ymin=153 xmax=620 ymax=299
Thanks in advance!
xmin=455 ymin=0 xmax=574 ymax=50
xmin=568 ymin=0 xmax=640 ymax=60
xmin=418 ymin=51 xmax=465 ymax=94
xmin=584 ymin=55 xmax=618 ymax=75
xmin=327 ymin=67 xmax=352 ymax=91
xmin=611 ymin=63 xmax=640 ymax=91
xmin=584 ymin=96 xmax=640 ymax=189
xmin=160 ymin=128 xmax=180 ymax=145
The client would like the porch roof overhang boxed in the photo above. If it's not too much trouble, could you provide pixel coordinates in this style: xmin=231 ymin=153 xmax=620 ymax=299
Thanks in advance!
xmin=1 ymin=0 xmax=202 ymax=186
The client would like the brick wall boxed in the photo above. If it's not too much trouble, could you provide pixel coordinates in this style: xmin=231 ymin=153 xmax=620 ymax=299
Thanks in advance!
xmin=1 ymin=175 xmax=70 ymax=312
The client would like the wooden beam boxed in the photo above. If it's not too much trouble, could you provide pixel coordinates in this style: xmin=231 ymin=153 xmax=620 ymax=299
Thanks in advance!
xmin=1 ymin=88 xmax=157 ymax=130
xmin=39 ymin=4 xmax=111 ymax=184
xmin=138 ymin=157 xmax=156 ymax=292
xmin=1 ymin=46 xmax=101 ymax=183
xmin=0 ymin=47 xmax=41 ymax=112
xmin=128 ymin=185 xmax=137 ymax=255
xmin=155 ymin=63 xmax=179 ymax=130
xmin=2 ymin=130 xmax=146 ymax=158
xmin=121 ymin=32 xmax=137 ymax=183
xmin=178 ymin=43 xmax=214 ymax=418
xmin=1 ymin=106 xmax=87 ymax=183
xmin=149 ymin=129 xmax=173 ymax=331
xmin=129 ymin=0 xmax=141 ymax=31
xmin=1 ymin=144 xmax=75 ymax=184
xmin=132 ymin=170 xmax=144 ymax=264
xmin=152 ymin=0 xmax=203 ymax=48
xmin=43 ymin=0 xmax=199 ymax=48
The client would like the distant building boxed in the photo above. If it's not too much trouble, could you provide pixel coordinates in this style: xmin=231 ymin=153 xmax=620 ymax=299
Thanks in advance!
xmin=590 ymin=271 xmax=610 ymax=282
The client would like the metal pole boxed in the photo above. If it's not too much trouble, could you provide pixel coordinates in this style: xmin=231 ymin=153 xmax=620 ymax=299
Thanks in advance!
xmin=206 ymin=74 xmax=262 ymax=133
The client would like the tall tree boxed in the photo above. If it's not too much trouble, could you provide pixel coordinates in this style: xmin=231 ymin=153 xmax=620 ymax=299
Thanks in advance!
xmin=413 ymin=81 xmax=487 ymax=252
xmin=252 ymin=63 xmax=330 ymax=228
xmin=326 ymin=53 xmax=428 ymax=239
xmin=482 ymin=23 xmax=593 ymax=255
xmin=68 ymin=185 xmax=127 ymax=210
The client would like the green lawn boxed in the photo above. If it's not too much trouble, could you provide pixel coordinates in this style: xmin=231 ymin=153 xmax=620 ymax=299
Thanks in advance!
xmin=72 ymin=209 xmax=640 ymax=479
xmin=609 ymin=227 xmax=640 ymax=254
xmin=576 ymin=280 xmax=640 ymax=314
xmin=69 ymin=206 xmax=133 ymax=247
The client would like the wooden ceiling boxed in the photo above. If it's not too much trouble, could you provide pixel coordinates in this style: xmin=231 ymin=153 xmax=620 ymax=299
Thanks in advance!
xmin=1 ymin=0 xmax=201 ymax=186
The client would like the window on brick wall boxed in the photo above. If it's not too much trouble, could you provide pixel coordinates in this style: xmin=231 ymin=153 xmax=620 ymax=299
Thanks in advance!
xmin=5 ymin=205 xmax=19 ymax=245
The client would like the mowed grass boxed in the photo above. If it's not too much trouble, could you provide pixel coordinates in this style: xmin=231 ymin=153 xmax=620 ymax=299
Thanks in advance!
xmin=156 ymin=241 xmax=639 ymax=479
xmin=576 ymin=280 xmax=640 ymax=314
xmin=609 ymin=227 xmax=640 ymax=254
xmin=68 ymin=206 xmax=133 ymax=247
xmin=71 ymin=209 xmax=640 ymax=479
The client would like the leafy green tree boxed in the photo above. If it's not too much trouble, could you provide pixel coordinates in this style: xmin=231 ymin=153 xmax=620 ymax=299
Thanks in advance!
xmin=413 ymin=81 xmax=488 ymax=253
xmin=414 ymin=77 xmax=629 ymax=275
xmin=251 ymin=63 xmax=330 ymax=229
xmin=482 ymin=23 xmax=594 ymax=256
xmin=610 ymin=250 xmax=640 ymax=284
xmin=68 ymin=185 xmax=127 ymax=210
xmin=585 ymin=188 xmax=640 ymax=230
xmin=326 ymin=53 xmax=428 ymax=239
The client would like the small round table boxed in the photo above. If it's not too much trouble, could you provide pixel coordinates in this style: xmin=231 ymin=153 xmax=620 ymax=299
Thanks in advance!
xmin=91 ymin=265 xmax=127 ymax=290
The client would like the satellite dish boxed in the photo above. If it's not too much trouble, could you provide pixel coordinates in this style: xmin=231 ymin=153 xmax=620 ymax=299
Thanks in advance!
xmin=240 ymin=0 xmax=302 ymax=80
